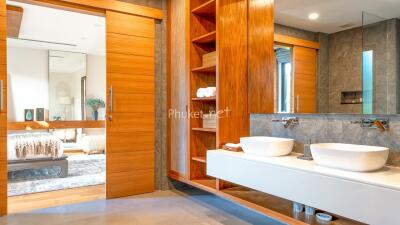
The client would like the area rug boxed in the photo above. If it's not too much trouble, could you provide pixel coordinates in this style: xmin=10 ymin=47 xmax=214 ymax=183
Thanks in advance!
xmin=8 ymin=154 xmax=105 ymax=196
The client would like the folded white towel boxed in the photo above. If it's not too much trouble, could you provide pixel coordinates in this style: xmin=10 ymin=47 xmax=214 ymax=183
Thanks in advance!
xmin=196 ymin=87 xmax=216 ymax=98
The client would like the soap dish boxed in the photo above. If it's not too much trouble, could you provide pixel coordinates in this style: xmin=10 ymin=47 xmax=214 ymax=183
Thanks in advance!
xmin=316 ymin=213 xmax=333 ymax=222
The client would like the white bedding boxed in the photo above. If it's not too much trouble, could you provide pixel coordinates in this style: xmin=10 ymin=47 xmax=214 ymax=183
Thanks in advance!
xmin=8 ymin=133 xmax=64 ymax=161
xmin=81 ymin=135 xmax=105 ymax=153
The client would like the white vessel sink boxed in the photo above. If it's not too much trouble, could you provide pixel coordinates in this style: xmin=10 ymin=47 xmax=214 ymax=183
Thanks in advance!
xmin=240 ymin=136 xmax=294 ymax=157
xmin=311 ymin=143 xmax=389 ymax=172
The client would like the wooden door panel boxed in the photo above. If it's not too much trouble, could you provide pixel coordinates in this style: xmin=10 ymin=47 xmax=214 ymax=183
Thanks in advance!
xmin=107 ymin=151 xmax=154 ymax=173
xmin=0 ymin=184 xmax=5 ymax=214
xmin=0 ymin=114 xmax=6 ymax=136
xmin=107 ymin=132 xmax=154 ymax=153
xmin=0 ymin=41 xmax=5 ymax=65
xmin=293 ymin=46 xmax=317 ymax=113
xmin=108 ymin=93 xmax=154 ymax=113
xmin=106 ymin=11 xmax=155 ymax=198
xmin=107 ymin=11 xmax=154 ymax=38
xmin=107 ymin=33 xmax=154 ymax=57
xmin=107 ymin=73 xmax=154 ymax=94
xmin=106 ymin=169 xmax=154 ymax=198
xmin=0 ymin=16 xmax=5 ymax=40
xmin=0 ymin=1 xmax=5 ymax=17
xmin=107 ymin=113 xmax=154 ymax=133
xmin=294 ymin=61 xmax=316 ymax=75
xmin=107 ymin=53 xmax=154 ymax=76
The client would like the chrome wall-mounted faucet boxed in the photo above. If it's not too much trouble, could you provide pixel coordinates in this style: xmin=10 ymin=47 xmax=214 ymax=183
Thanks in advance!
xmin=350 ymin=118 xmax=389 ymax=132
xmin=272 ymin=117 xmax=299 ymax=128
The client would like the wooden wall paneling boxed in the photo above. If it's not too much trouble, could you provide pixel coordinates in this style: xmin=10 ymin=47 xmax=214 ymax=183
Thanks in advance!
xmin=106 ymin=11 xmax=155 ymax=198
xmin=293 ymin=46 xmax=317 ymax=113
xmin=217 ymin=0 xmax=249 ymax=147
xmin=6 ymin=5 xmax=23 ymax=38
xmin=12 ymin=0 xmax=163 ymax=19
xmin=274 ymin=34 xmax=320 ymax=50
xmin=248 ymin=0 xmax=275 ymax=113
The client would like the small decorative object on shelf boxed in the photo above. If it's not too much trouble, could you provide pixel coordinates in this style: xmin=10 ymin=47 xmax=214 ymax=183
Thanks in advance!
xmin=36 ymin=108 xmax=49 ymax=121
xmin=203 ymin=113 xmax=217 ymax=129
xmin=86 ymin=98 xmax=105 ymax=121
xmin=24 ymin=109 xmax=34 ymax=121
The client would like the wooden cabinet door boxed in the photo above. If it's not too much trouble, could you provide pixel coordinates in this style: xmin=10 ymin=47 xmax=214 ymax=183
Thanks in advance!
xmin=293 ymin=46 xmax=317 ymax=113
xmin=0 ymin=3 xmax=6 ymax=215
xmin=106 ymin=11 xmax=155 ymax=198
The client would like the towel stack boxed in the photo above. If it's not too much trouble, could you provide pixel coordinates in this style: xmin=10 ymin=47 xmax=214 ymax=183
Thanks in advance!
xmin=196 ymin=87 xmax=216 ymax=98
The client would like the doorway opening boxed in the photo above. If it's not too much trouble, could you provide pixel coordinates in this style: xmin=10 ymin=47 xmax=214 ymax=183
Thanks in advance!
xmin=6 ymin=0 xmax=106 ymax=213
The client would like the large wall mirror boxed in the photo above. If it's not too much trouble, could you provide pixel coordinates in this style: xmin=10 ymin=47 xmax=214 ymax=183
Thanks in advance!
xmin=274 ymin=0 xmax=400 ymax=114
xmin=49 ymin=50 xmax=87 ymax=121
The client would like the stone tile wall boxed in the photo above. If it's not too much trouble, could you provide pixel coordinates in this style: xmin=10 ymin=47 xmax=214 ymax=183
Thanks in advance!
xmin=251 ymin=114 xmax=400 ymax=167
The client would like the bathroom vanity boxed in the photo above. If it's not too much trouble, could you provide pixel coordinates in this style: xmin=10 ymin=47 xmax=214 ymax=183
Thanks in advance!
xmin=207 ymin=150 xmax=400 ymax=225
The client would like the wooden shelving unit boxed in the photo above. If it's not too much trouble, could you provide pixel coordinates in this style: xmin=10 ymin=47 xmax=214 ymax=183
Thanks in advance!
xmin=191 ymin=0 xmax=216 ymax=16
xmin=185 ymin=0 xmax=249 ymax=193
xmin=191 ymin=97 xmax=216 ymax=101
xmin=192 ymin=65 xmax=216 ymax=73
xmin=7 ymin=120 xmax=105 ymax=130
xmin=192 ymin=31 xmax=216 ymax=44
xmin=191 ymin=156 xmax=206 ymax=163
xmin=192 ymin=128 xmax=216 ymax=132
xmin=188 ymin=0 xmax=217 ymax=189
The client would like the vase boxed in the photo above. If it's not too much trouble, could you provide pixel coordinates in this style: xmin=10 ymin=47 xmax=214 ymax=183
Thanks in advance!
xmin=93 ymin=111 xmax=99 ymax=121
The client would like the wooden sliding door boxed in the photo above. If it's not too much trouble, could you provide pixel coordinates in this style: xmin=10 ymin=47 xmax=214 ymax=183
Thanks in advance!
xmin=293 ymin=46 xmax=317 ymax=113
xmin=0 ymin=0 xmax=6 ymax=215
xmin=106 ymin=11 xmax=155 ymax=198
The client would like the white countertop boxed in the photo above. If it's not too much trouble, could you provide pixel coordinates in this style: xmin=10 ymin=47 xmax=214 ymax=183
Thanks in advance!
xmin=209 ymin=150 xmax=400 ymax=191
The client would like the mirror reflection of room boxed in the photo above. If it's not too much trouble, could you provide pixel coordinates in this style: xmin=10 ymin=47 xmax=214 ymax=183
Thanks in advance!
xmin=274 ymin=0 xmax=400 ymax=114
xmin=6 ymin=1 xmax=106 ymax=198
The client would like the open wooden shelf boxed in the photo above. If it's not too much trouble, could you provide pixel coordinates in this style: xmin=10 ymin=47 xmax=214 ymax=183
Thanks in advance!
xmin=192 ymin=127 xmax=216 ymax=133
xmin=7 ymin=120 xmax=105 ymax=130
xmin=191 ymin=156 xmax=206 ymax=163
xmin=191 ymin=0 xmax=216 ymax=16
xmin=192 ymin=64 xmax=216 ymax=73
xmin=191 ymin=179 xmax=216 ymax=189
xmin=192 ymin=31 xmax=216 ymax=44
xmin=191 ymin=97 xmax=216 ymax=101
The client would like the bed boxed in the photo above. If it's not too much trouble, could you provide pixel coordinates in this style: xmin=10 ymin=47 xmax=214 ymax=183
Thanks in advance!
xmin=7 ymin=133 xmax=68 ymax=178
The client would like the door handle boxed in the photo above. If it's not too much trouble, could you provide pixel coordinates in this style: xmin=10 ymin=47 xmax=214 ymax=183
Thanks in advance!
xmin=0 ymin=80 xmax=3 ymax=112
xmin=109 ymin=86 xmax=113 ymax=112
xmin=296 ymin=95 xmax=299 ymax=113
xmin=108 ymin=86 xmax=113 ymax=121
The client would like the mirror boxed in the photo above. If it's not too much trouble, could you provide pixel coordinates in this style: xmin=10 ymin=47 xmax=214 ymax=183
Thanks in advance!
xmin=49 ymin=50 xmax=87 ymax=121
xmin=274 ymin=0 xmax=400 ymax=114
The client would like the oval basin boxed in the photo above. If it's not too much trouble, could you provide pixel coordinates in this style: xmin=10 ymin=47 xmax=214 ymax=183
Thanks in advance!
xmin=310 ymin=143 xmax=389 ymax=172
xmin=240 ymin=136 xmax=294 ymax=157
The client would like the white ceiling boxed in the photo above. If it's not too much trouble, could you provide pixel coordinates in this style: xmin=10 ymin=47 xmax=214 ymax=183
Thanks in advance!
xmin=49 ymin=50 xmax=86 ymax=74
xmin=6 ymin=1 xmax=105 ymax=55
xmin=275 ymin=0 xmax=400 ymax=34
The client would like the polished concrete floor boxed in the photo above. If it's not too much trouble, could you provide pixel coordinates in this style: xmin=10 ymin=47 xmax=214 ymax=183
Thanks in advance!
xmin=0 ymin=186 xmax=284 ymax=225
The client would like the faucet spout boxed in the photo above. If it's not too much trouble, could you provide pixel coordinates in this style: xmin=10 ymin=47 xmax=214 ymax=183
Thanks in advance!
xmin=374 ymin=120 xmax=387 ymax=132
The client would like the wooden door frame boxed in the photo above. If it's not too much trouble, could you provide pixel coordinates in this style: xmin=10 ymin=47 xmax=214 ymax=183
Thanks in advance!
xmin=0 ymin=0 xmax=163 ymax=216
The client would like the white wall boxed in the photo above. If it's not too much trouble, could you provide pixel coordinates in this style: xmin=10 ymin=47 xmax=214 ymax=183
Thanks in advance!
xmin=86 ymin=54 xmax=106 ymax=120
xmin=7 ymin=46 xmax=49 ymax=121
xmin=48 ymin=71 xmax=84 ymax=120
xmin=7 ymin=47 xmax=106 ymax=125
